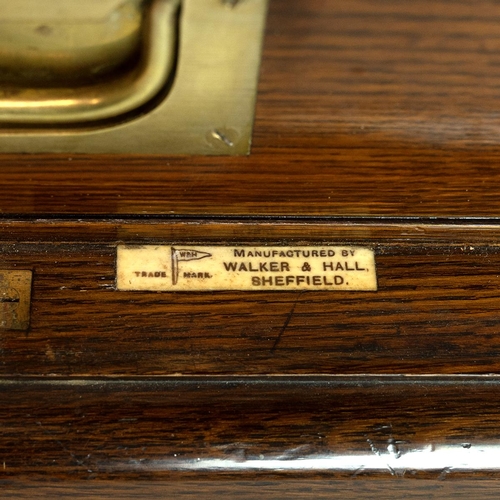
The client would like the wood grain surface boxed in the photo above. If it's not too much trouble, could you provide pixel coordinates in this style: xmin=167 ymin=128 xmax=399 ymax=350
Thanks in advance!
xmin=1 ymin=221 xmax=500 ymax=376
xmin=3 ymin=377 xmax=500 ymax=498
xmin=1 ymin=0 xmax=500 ymax=216
xmin=3 ymin=0 xmax=500 ymax=497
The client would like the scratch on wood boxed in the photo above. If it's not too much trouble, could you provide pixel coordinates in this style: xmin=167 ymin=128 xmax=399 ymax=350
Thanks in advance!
xmin=271 ymin=294 xmax=302 ymax=353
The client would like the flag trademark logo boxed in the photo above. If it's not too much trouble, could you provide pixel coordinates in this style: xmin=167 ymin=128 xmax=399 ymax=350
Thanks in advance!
xmin=171 ymin=247 xmax=212 ymax=285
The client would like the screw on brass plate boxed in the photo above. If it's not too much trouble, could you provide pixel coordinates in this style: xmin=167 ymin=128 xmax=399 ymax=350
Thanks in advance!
xmin=211 ymin=129 xmax=234 ymax=147
xmin=0 ymin=270 xmax=32 ymax=331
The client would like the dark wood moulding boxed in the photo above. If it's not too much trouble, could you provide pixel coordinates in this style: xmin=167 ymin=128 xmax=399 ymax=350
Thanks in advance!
xmin=3 ymin=377 xmax=500 ymax=498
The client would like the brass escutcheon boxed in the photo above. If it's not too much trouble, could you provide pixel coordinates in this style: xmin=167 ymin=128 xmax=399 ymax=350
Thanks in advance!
xmin=0 ymin=270 xmax=32 ymax=331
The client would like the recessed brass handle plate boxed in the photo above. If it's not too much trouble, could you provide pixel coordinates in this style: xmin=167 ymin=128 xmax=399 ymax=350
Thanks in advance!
xmin=0 ymin=0 xmax=178 ymax=125
xmin=0 ymin=0 xmax=268 ymax=154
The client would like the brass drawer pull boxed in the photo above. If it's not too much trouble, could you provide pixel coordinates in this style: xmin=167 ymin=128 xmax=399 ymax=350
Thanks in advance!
xmin=0 ymin=0 xmax=179 ymax=125
xmin=0 ymin=0 xmax=268 ymax=154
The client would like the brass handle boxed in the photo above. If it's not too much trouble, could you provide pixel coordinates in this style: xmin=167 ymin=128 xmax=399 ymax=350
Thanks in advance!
xmin=0 ymin=0 xmax=179 ymax=125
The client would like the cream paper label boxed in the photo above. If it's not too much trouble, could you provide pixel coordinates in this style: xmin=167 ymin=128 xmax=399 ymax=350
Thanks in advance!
xmin=117 ymin=245 xmax=377 ymax=292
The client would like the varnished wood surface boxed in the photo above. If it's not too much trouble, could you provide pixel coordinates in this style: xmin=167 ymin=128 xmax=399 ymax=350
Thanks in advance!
xmin=2 ymin=149 xmax=500 ymax=217
xmin=1 ymin=222 xmax=500 ymax=376
xmin=4 ymin=218 xmax=500 ymax=243
xmin=2 ymin=0 xmax=500 ymax=216
xmin=4 ymin=0 xmax=500 ymax=496
xmin=4 ymin=377 xmax=500 ymax=498
xmin=7 ymin=481 xmax=500 ymax=500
